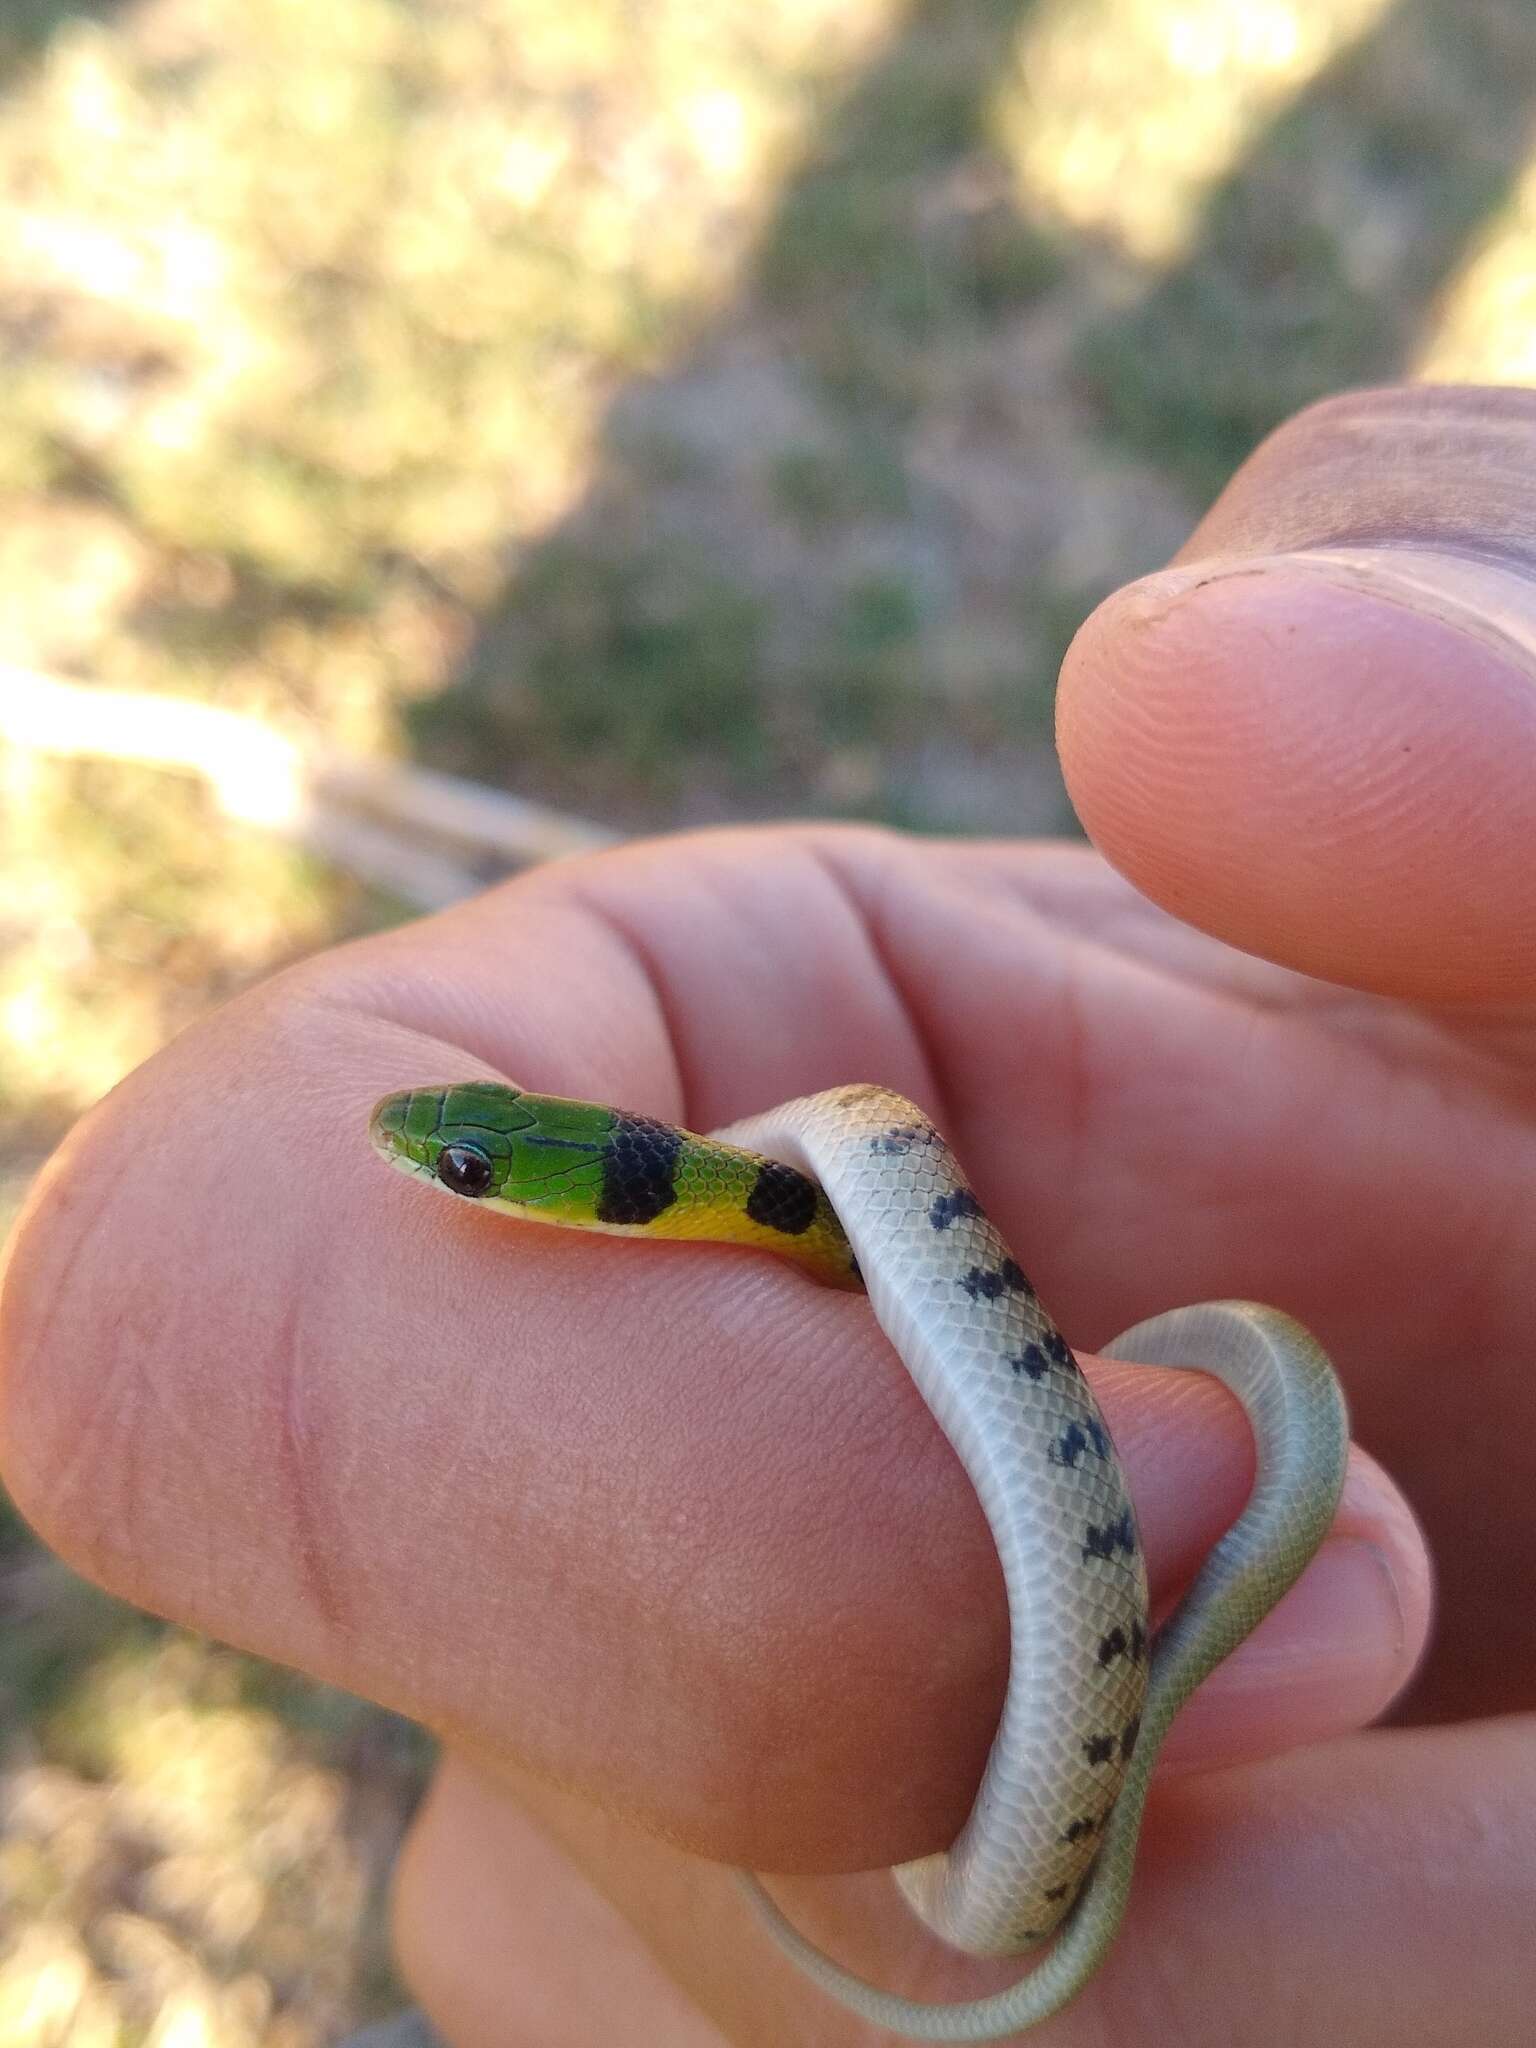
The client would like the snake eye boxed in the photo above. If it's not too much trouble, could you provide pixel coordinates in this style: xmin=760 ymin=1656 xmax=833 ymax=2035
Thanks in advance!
xmin=436 ymin=1143 xmax=495 ymax=1198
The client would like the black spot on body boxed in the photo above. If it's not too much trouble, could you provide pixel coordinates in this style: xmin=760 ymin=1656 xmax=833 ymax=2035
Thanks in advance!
xmin=1097 ymin=1625 xmax=1128 ymax=1667
xmin=596 ymin=1115 xmax=683 ymax=1226
xmin=1009 ymin=1343 xmax=1051 ymax=1381
xmin=1043 ymin=1883 xmax=1070 ymax=1903
xmin=1061 ymin=1812 xmax=1106 ymax=1846
xmin=870 ymin=1121 xmax=928 ymax=1155
xmin=1051 ymin=1417 xmax=1112 ymax=1470
xmin=1042 ymin=1329 xmax=1075 ymax=1370
xmin=1096 ymin=1619 xmax=1148 ymax=1667
xmin=960 ymin=1259 xmax=1031 ymax=1303
xmin=745 ymin=1159 xmax=819 ymax=1236
xmin=1053 ymin=1424 xmax=1088 ymax=1470
xmin=1082 ymin=1733 xmax=1116 ymax=1766
xmin=929 ymin=1188 xmax=982 ymax=1231
xmin=1120 ymin=1714 xmax=1142 ymax=1760
xmin=1082 ymin=1508 xmax=1137 ymax=1564
xmin=962 ymin=1266 xmax=1006 ymax=1302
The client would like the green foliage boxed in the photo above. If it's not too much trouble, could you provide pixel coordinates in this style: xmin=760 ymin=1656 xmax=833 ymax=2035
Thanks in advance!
xmin=811 ymin=572 xmax=925 ymax=745
xmin=0 ymin=1 xmax=118 ymax=71
xmin=422 ymin=540 xmax=767 ymax=786
xmin=757 ymin=0 xmax=1061 ymax=412
xmin=768 ymin=431 xmax=911 ymax=534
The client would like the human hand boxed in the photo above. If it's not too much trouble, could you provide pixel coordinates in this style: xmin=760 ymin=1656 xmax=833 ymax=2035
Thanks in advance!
xmin=5 ymin=384 xmax=1535 ymax=2046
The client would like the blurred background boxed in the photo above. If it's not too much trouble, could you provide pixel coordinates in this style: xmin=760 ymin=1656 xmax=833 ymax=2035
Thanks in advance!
xmin=2 ymin=0 xmax=1535 ymax=2038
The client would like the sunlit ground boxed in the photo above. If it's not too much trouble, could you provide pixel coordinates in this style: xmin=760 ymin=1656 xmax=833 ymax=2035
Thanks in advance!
xmin=3 ymin=0 xmax=1535 ymax=2038
xmin=0 ymin=1627 xmax=425 ymax=2047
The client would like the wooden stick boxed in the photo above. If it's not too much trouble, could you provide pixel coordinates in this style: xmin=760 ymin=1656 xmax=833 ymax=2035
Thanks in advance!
xmin=0 ymin=667 xmax=617 ymax=907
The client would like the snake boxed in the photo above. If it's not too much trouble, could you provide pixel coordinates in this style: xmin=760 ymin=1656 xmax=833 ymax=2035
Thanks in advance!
xmin=369 ymin=1077 xmax=1349 ymax=2042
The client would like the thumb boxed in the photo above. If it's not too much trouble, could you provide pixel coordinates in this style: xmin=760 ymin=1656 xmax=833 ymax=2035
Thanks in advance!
xmin=1057 ymin=385 xmax=1536 ymax=1005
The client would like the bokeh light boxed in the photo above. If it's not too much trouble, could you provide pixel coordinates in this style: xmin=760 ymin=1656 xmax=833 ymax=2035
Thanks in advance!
xmin=995 ymin=0 xmax=1393 ymax=261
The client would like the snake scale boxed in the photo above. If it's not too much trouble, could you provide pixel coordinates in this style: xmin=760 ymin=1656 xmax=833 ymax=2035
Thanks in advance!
xmin=370 ymin=1078 xmax=1348 ymax=2042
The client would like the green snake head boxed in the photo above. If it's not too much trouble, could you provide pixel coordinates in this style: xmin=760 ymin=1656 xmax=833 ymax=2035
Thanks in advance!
xmin=372 ymin=1080 xmax=860 ymax=1282
xmin=369 ymin=1082 xmax=609 ymax=1222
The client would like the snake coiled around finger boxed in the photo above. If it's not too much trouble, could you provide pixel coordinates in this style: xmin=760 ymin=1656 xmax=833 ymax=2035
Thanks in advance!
xmin=370 ymin=1078 xmax=1348 ymax=2042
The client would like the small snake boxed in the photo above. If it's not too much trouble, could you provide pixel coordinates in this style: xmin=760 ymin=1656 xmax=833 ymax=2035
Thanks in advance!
xmin=370 ymin=1079 xmax=1348 ymax=2042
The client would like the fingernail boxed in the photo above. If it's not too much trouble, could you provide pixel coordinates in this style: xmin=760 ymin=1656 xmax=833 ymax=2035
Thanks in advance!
xmin=1261 ymin=1536 xmax=1407 ymax=1666
xmin=1222 ymin=1536 xmax=1407 ymax=1709
xmin=1113 ymin=546 xmax=1536 ymax=670
xmin=1161 ymin=1539 xmax=1413 ymax=1768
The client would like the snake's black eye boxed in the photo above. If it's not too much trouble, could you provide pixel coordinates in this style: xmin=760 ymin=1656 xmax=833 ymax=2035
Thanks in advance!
xmin=437 ymin=1143 xmax=495 ymax=1198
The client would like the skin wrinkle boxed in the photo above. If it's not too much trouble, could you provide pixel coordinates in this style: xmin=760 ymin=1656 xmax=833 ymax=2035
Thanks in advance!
xmin=721 ymin=1296 xmax=1013 ymax=1868
xmin=716 ymin=830 xmax=934 ymax=1128
xmin=960 ymin=862 xmax=1528 ymax=1407
xmin=324 ymin=885 xmax=677 ymax=1110
xmin=544 ymin=873 xmax=697 ymax=1123
xmin=1003 ymin=935 xmax=1312 ymax=1324
xmin=1013 ymin=951 xmax=1138 ymax=1326
xmin=256 ymin=1001 xmax=521 ymax=1651
xmin=0 ymin=1120 xmax=218 ymax=1602
xmin=0 ymin=1132 xmax=122 ymax=1546
xmin=995 ymin=852 xmax=1335 ymax=1015
xmin=1046 ymin=953 xmax=1092 ymax=1198
xmin=272 ymin=1286 xmax=348 ymax=1637
xmin=1375 ymin=1064 xmax=1525 ymax=1366
xmin=801 ymin=843 xmax=1124 ymax=1286
xmin=582 ymin=1268 xmax=889 ymax=1816
xmin=921 ymin=851 xmax=1368 ymax=1343
xmin=537 ymin=833 xmax=892 ymax=1131
xmin=1205 ymin=940 xmax=1535 ymax=1373
xmin=800 ymin=838 xmax=950 ymax=1137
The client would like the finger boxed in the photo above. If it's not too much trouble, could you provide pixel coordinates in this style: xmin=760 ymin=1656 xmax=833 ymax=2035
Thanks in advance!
xmin=391 ymin=1763 xmax=729 ymax=2048
xmin=1058 ymin=384 xmax=1536 ymax=1004
xmin=1142 ymin=1440 xmax=1429 ymax=1774
xmin=399 ymin=1721 xmax=1536 ymax=2048
xmin=0 ymin=843 xmax=1429 ymax=1870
